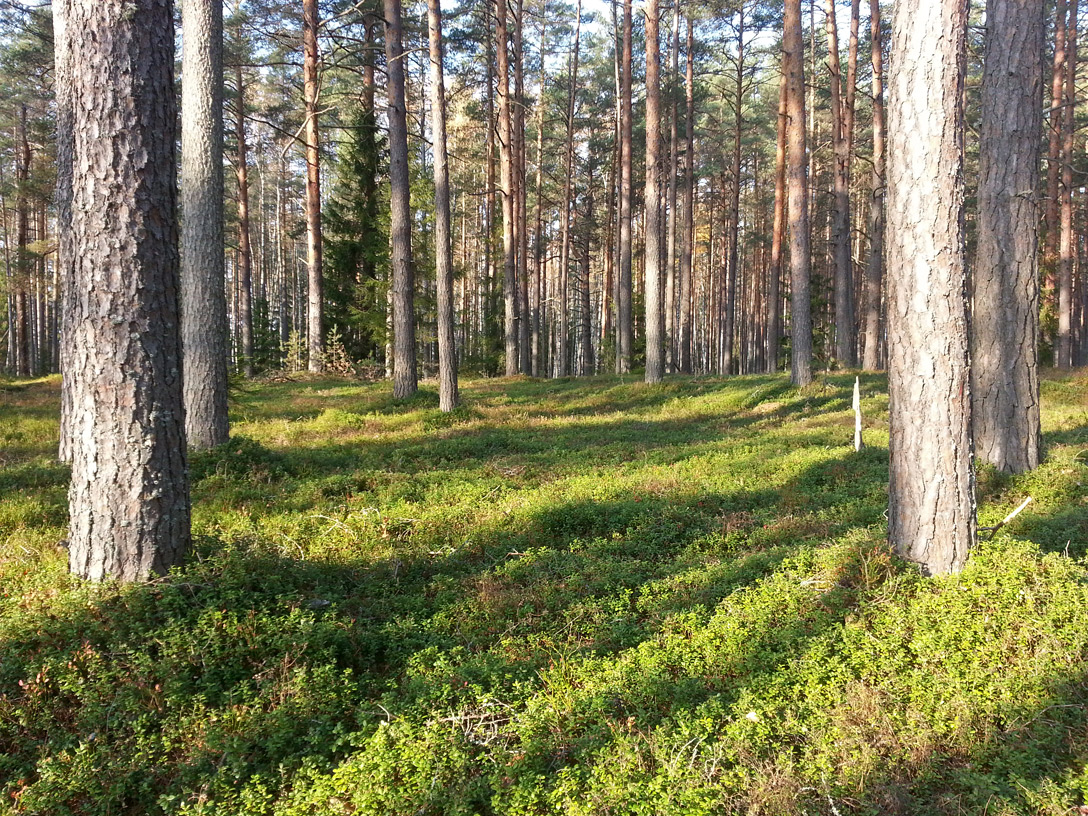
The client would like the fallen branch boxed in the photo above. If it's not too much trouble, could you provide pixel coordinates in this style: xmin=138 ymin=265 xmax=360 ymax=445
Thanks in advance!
xmin=979 ymin=496 xmax=1032 ymax=541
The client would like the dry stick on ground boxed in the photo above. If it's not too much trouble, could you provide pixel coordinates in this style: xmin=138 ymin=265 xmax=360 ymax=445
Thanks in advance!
xmin=979 ymin=497 xmax=1033 ymax=541
xmin=853 ymin=376 xmax=863 ymax=452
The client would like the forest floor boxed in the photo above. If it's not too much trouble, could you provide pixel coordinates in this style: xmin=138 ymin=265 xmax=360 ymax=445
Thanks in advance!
xmin=1 ymin=370 xmax=1087 ymax=815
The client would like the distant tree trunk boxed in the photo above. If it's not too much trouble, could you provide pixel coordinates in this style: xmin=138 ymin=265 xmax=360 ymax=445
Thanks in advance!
xmin=233 ymin=61 xmax=254 ymax=377
xmin=973 ymin=0 xmax=1044 ymax=473
xmin=303 ymin=0 xmax=324 ymax=371
xmin=1057 ymin=0 xmax=1079 ymax=368
xmin=532 ymin=17 xmax=547 ymax=376
xmin=678 ymin=15 xmax=695 ymax=374
xmin=428 ymin=0 xmax=458 ymax=411
xmin=724 ymin=6 xmax=745 ymax=376
xmin=495 ymin=0 xmax=518 ymax=376
xmin=181 ymin=0 xmax=230 ymax=449
xmin=766 ymin=69 xmax=787 ymax=373
xmin=385 ymin=0 xmax=417 ymax=397
xmin=644 ymin=0 xmax=664 ymax=384
xmin=580 ymin=182 xmax=595 ymax=375
xmin=515 ymin=0 xmax=531 ymax=375
xmin=665 ymin=3 xmax=680 ymax=370
xmin=62 ymin=0 xmax=191 ymax=581
xmin=860 ymin=0 xmax=885 ymax=371
xmin=557 ymin=0 xmax=582 ymax=378
xmin=616 ymin=0 xmax=634 ymax=373
xmin=784 ymin=0 xmax=812 ymax=386
xmin=1044 ymin=0 xmax=1066 ymax=308
xmin=55 ymin=1 xmax=74 ymax=460
xmin=886 ymin=0 xmax=973 ymax=575
xmin=13 ymin=105 xmax=30 ymax=377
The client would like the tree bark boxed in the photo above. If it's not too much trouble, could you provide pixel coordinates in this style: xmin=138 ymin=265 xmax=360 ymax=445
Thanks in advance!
xmin=678 ymin=15 xmax=695 ymax=375
xmin=828 ymin=0 xmax=857 ymax=368
xmin=303 ymin=0 xmax=324 ymax=371
xmin=1044 ymin=0 xmax=1066 ymax=305
xmin=1057 ymin=0 xmax=1078 ymax=368
xmin=860 ymin=0 xmax=885 ymax=371
xmin=665 ymin=3 xmax=680 ymax=370
xmin=514 ymin=0 xmax=531 ymax=375
xmin=13 ymin=105 xmax=30 ymax=377
xmin=557 ymin=0 xmax=582 ymax=378
xmin=181 ymin=0 xmax=230 ymax=449
xmin=55 ymin=0 xmax=74 ymax=460
xmin=62 ymin=0 xmax=191 ymax=581
xmin=233 ymin=60 xmax=255 ymax=377
xmin=644 ymin=0 xmax=664 ymax=383
xmin=428 ymin=0 xmax=459 ymax=411
xmin=385 ymin=0 xmax=417 ymax=397
xmin=766 ymin=66 xmax=787 ymax=373
xmin=886 ymin=0 xmax=974 ymax=575
xmin=496 ymin=0 xmax=519 ymax=375
xmin=972 ymin=0 xmax=1044 ymax=474
xmin=784 ymin=0 xmax=812 ymax=386
xmin=616 ymin=0 xmax=634 ymax=373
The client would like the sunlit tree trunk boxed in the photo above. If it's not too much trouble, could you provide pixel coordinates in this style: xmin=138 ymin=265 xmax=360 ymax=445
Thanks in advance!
xmin=784 ymin=0 xmax=812 ymax=386
xmin=62 ymin=0 xmax=191 ymax=581
xmin=767 ymin=68 xmax=787 ymax=373
xmin=886 ymin=0 xmax=974 ymax=575
xmin=644 ymin=0 xmax=664 ymax=383
xmin=303 ymin=0 xmax=324 ymax=371
xmin=557 ymin=0 xmax=582 ymax=377
xmin=234 ymin=60 xmax=255 ymax=377
xmin=860 ymin=0 xmax=885 ymax=371
xmin=616 ymin=0 xmax=633 ymax=373
xmin=495 ymin=0 xmax=518 ymax=375
xmin=1044 ymin=0 xmax=1066 ymax=312
xmin=678 ymin=15 xmax=695 ymax=375
xmin=1057 ymin=0 xmax=1079 ymax=368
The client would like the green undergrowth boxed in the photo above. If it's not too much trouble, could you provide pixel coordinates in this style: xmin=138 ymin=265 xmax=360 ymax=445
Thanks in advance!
xmin=1 ymin=369 xmax=1087 ymax=815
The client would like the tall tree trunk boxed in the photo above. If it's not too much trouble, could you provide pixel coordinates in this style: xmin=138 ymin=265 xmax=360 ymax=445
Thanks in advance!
xmin=580 ymin=180 xmax=595 ymax=375
xmin=678 ymin=15 xmax=695 ymax=374
xmin=1044 ymin=0 xmax=1067 ymax=308
xmin=784 ymin=0 xmax=812 ymax=386
xmin=557 ymin=0 xmax=582 ymax=377
xmin=860 ymin=0 xmax=885 ymax=371
xmin=13 ymin=107 xmax=30 ymax=377
xmin=1058 ymin=0 xmax=1079 ymax=368
xmin=828 ymin=0 xmax=857 ymax=367
xmin=644 ymin=0 xmax=664 ymax=383
xmin=62 ymin=0 xmax=190 ymax=581
xmin=428 ymin=0 xmax=458 ymax=411
xmin=616 ymin=0 xmax=634 ymax=373
xmin=972 ymin=0 xmax=1044 ymax=474
xmin=386 ymin=0 xmax=417 ymax=396
xmin=665 ymin=3 xmax=681 ymax=370
xmin=514 ymin=0 xmax=531 ymax=375
xmin=303 ymin=0 xmax=324 ymax=371
xmin=766 ymin=68 xmax=787 ymax=373
xmin=886 ymin=0 xmax=973 ymax=575
xmin=181 ymin=0 xmax=230 ymax=449
xmin=234 ymin=60 xmax=255 ymax=377
xmin=495 ymin=0 xmax=518 ymax=375
xmin=725 ymin=6 xmax=745 ymax=376
xmin=55 ymin=1 xmax=74 ymax=459
xmin=532 ymin=14 xmax=547 ymax=377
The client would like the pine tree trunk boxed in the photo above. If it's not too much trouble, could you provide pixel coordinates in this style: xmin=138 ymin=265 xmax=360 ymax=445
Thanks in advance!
xmin=1044 ymin=0 xmax=1066 ymax=309
xmin=644 ymin=0 xmax=664 ymax=384
xmin=557 ymin=0 xmax=582 ymax=378
xmin=725 ymin=8 xmax=745 ymax=376
xmin=495 ymin=0 xmax=518 ymax=376
xmin=886 ymin=0 xmax=974 ymax=575
xmin=616 ymin=0 xmax=634 ymax=373
xmin=181 ymin=0 xmax=229 ymax=449
xmin=234 ymin=61 xmax=255 ymax=377
xmin=55 ymin=1 xmax=74 ymax=460
xmin=665 ymin=4 xmax=680 ymax=370
xmin=972 ymin=0 xmax=1044 ymax=474
xmin=428 ymin=0 xmax=459 ymax=412
xmin=828 ymin=0 xmax=857 ymax=368
xmin=784 ymin=0 xmax=812 ymax=386
xmin=860 ymin=0 xmax=885 ymax=371
xmin=514 ymin=0 xmax=531 ymax=375
xmin=1057 ymin=0 xmax=1078 ymax=368
xmin=385 ymin=0 xmax=417 ymax=397
xmin=678 ymin=15 xmax=695 ymax=375
xmin=303 ymin=0 xmax=324 ymax=372
xmin=62 ymin=0 xmax=191 ymax=581
xmin=766 ymin=69 xmax=787 ymax=373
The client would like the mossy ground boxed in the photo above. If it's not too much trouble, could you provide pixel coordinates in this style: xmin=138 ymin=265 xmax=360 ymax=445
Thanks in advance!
xmin=1 ymin=370 xmax=1087 ymax=815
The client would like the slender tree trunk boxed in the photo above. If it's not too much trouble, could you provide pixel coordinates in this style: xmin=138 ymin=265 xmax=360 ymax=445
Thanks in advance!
xmin=767 ymin=69 xmax=787 ymax=373
xmin=887 ymin=0 xmax=973 ymax=575
xmin=785 ymin=0 xmax=812 ymax=386
xmin=1045 ymin=0 xmax=1067 ymax=307
xmin=617 ymin=0 xmax=634 ymax=373
xmin=234 ymin=61 xmax=255 ymax=377
xmin=557 ymin=0 xmax=582 ymax=377
xmin=13 ymin=107 xmax=30 ymax=377
xmin=860 ymin=0 xmax=886 ymax=371
xmin=973 ymin=0 xmax=1044 ymax=473
xmin=495 ymin=0 xmax=519 ymax=375
xmin=428 ymin=0 xmax=458 ymax=411
xmin=303 ymin=0 xmax=324 ymax=371
xmin=665 ymin=3 xmax=681 ymax=370
xmin=55 ymin=1 xmax=74 ymax=459
xmin=580 ymin=180 xmax=595 ymax=375
xmin=62 ymin=0 xmax=190 ymax=581
xmin=644 ymin=0 xmax=664 ymax=383
xmin=515 ymin=0 xmax=531 ymax=375
xmin=532 ymin=14 xmax=547 ymax=376
xmin=1058 ymin=0 xmax=1079 ymax=368
xmin=828 ymin=0 xmax=857 ymax=367
xmin=385 ymin=0 xmax=417 ymax=396
xmin=725 ymin=7 xmax=745 ymax=376
xmin=678 ymin=15 xmax=695 ymax=374
xmin=181 ymin=0 xmax=229 ymax=449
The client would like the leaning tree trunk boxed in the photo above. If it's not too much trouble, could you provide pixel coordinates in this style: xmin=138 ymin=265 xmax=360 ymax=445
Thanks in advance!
xmin=972 ymin=0 xmax=1044 ymax=474
xmin=428 ymin=0 xmax=458 ymax=412
xmin=644 ymin=0 xmax=664 ymax=384
xmin=886 ymin=0 xmax=974 ymax=575
xmin=303 ymin=0 xmax=324 ymax=372
xmin=784 ymin=0 xmax=812 ymax=386
xmin=61 ymin=0 xmax=191 ymax=581
xmin=181 ymin=0 xmax=230 ymax=449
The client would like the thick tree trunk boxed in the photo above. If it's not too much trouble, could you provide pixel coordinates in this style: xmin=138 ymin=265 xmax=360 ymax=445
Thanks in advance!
xmin=972 ymin=0 xmax=1044 ymax=474
xmin=860 ymin=0 xmax=886 ymax=371
xmin=1057 ymin=0 xmax=1079 ymax=368
xmin=678 ymin=15 xmax=695 ymax=375
xmin=62 ymin=0 xmax=191 ymax=581
xmin=428 ymin=0 xmax=459 ymax=411
xmin=234 ymin=61 xmax=255 ymax=377
xmin=784 ymin=0 xmax=812 ymax=386
xmin=616 ymin=0 xmax=634 ymax=373
xmin=303 ymin=0 xmax=324 ymax=371
xmin=181 ymin=0 xmax=230 ymax=449
xmin=886 ymin=0 xmax=973 ymax=575
xmin=385 ymin=0 xmax=417 ymax=397
xmin=644 ymin=0 xmax=664 ymax=383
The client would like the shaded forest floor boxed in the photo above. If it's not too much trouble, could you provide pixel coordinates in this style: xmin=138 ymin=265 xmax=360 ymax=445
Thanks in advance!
xmin=1 ymin=370 xmax=1088 ymax=815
